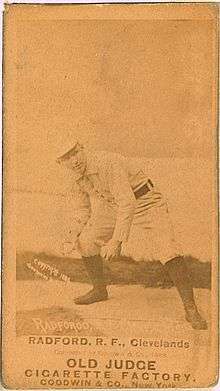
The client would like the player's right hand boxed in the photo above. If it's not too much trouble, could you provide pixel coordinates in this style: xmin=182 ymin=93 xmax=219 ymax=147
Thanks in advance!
xmin=61 ymin=241 xmax=76 ymax=256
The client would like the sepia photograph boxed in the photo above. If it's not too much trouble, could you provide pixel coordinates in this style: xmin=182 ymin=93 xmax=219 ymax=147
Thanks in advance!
xmin=2 ymin=2 xmax=219 ymax=389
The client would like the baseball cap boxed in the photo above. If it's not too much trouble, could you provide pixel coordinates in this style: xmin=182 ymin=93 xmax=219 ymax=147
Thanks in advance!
xmin=56 ymin=140 xmax=80 ymax=160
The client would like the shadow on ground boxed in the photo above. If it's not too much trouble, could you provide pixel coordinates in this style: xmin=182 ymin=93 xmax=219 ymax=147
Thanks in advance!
xmin=17 ymin=252 xmax=211 ymax=289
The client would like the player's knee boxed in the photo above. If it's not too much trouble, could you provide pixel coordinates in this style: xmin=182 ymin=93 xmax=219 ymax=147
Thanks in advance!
xmin=78 ymin=235 xmax=99 ymax=257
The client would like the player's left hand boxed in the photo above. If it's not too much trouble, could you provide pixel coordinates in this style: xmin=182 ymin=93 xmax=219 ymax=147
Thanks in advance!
xmin=100 ymin=240 xmax=122 ymax=260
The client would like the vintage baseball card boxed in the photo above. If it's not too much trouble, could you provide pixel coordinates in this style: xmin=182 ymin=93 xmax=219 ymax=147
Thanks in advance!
xmin=2 ymin=2 xmax=219 ymax=389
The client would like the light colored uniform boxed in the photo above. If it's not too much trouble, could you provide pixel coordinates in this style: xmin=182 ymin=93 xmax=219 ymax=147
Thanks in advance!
xmin=71 ymin=151 xmax=180 ymax=264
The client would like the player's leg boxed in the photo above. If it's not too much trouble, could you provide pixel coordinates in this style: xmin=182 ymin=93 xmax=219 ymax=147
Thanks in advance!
xmin=74 ymin=213 xmax=116 ymax=305
xmin=164 ymin=257 xmax=207 ymax=330
xmin=74 ymin=255 xmax=108 ymax=305
xmin=155 ymin=204 xmax=207 ymax=330
xmin=133 ymin=194 xmax=208 ymax=330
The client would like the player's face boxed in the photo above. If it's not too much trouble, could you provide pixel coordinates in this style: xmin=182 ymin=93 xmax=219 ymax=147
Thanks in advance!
xmin=57 ymin=147 xmax=87 ymax=177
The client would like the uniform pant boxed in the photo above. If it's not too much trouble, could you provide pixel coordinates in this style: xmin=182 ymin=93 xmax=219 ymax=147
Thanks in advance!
xmin=77 ymin=189 xmax=181 ymax=264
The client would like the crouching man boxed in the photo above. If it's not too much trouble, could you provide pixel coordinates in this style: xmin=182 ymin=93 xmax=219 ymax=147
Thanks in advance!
xmin=56 ymin=140 xmax=207 ymax=330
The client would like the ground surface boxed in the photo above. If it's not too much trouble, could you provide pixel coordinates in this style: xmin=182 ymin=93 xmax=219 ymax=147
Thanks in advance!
xmin=16 ymin=280 xmax=211 ymax=337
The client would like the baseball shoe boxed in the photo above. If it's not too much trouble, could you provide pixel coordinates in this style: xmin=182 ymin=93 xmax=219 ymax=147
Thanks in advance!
xmin=74 ymin=287 xmax=108 ymax=305
xmin=185 ymin=308 xmax=208 ymax=330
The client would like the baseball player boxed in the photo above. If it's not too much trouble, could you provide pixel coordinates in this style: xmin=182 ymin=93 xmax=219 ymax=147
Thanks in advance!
xmin=56 ymin=140 xmax=207 ymax=330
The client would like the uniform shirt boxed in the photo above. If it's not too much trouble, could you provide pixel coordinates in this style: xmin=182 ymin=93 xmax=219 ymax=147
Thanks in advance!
xmin=71 ymin=150 xmax=151 ymax=243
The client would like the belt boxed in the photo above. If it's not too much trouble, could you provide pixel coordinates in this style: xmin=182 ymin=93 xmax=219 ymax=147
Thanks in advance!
xmin=134 ymin=179 xmax=154 ymax=199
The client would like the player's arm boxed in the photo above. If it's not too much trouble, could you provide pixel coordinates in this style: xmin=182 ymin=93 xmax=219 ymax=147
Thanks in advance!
xmin=61 ymin=186 xmax=91 ymax=255
xmin=101 ymin=159 xmax=136 ymax=260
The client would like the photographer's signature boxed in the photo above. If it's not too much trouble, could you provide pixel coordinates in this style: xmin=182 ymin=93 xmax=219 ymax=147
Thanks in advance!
xmin=26 ymin=258 xmax=70 ymax=283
